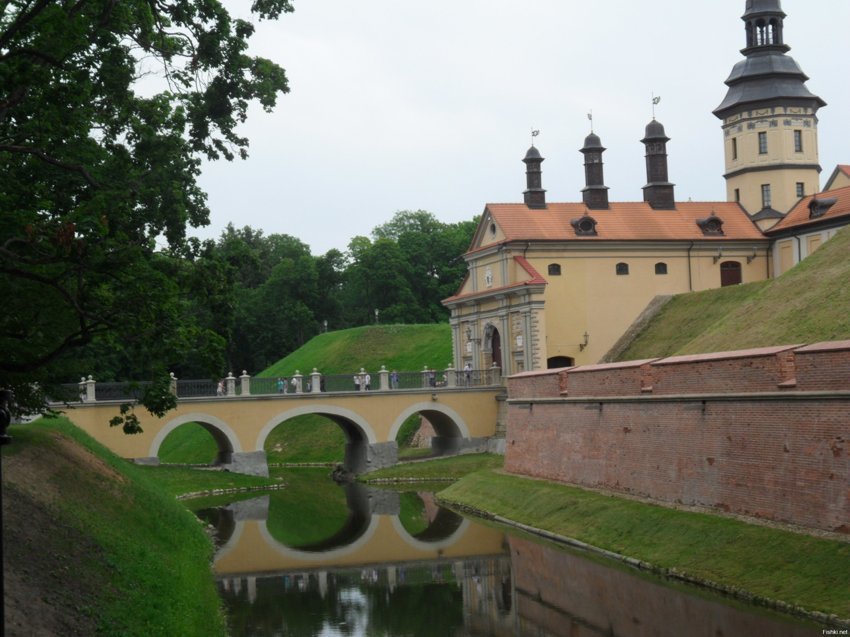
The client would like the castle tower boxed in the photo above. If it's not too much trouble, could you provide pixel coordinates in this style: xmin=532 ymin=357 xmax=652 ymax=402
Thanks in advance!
xmin=714 ymin=0 xmax=825 ymax=228
xmin=580 ymin=132 xmax=610 ymax=209
xmin=641 ymin=119 xmax=675 ymax=210
xmin=522 ymin=145 xmax=547 ymax=209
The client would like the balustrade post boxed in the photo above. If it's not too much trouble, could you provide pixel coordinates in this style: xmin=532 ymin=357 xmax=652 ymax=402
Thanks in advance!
xmin=379 ymin=365 xmax=389 ymax=391
xmin=292 ymin=371 xmax=304 ymax=394
xmin=421 ymin=365 xmax=430 ymax=389
xmin=169 ymin=372 xmax=178 ymax=397
xmin=85 ymin=375 xmax=96 ymax=402
xmin=226 ymin=372 xmax=236 ymax=397
xmin=359 ymin=368 xmax=367 ymax=392
xmin=240 ymin=370 xmax=251 ymax=396
xmin=445 ymin=365 xmax=456 ymax=388
xmin=311 ymin=368 xmax=322 ymax=394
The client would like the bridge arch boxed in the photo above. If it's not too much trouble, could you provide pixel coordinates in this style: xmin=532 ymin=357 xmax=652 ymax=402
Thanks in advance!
xmin=389 ymin=402 xmax=471 ymax=456
xmin=255 ymin=404 xmax=378 ymax=450
xmin=150 ymin=412 xmax=243 ymax=460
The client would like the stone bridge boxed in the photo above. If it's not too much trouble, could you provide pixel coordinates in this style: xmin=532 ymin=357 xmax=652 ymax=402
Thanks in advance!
xmin=63 ymin=383 xmax=505 ymax=476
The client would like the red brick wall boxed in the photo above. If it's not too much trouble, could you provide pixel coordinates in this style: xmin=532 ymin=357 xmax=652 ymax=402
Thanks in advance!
xmin=505 ymin=342 xmax=850 ymax=532
xmin=506 ymin=368 xmax=568 ymax=399
xmin=794 ymin=340 xmax=850 ymax=391
xmin=564 ymin=359 xmax=656 ymax=397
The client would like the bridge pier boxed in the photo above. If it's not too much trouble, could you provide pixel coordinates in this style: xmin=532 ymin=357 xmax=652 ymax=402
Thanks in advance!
xmin=344 ymin=441 xmax=398 ymax=474
xmin=220 ymin=451 xmax=269 ymax=478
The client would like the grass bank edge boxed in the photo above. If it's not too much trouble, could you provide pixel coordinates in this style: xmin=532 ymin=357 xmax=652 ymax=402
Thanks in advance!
xmin=6 ymin=416 xmax=229 ymax=636
xmin=437 ymin=469 xmax=850 ymax=621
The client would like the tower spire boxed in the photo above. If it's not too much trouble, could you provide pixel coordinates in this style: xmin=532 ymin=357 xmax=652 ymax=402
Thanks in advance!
xmin=714 ymin=1 xmax=825 ymax=223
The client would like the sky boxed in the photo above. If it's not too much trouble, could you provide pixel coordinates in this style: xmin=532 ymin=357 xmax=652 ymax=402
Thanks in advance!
xmin=194 ymin=0 xmax=850 ymax=256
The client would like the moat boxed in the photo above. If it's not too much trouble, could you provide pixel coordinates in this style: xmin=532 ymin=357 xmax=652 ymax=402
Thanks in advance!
xmin=195 ymin=469 xmax=824 ymax=637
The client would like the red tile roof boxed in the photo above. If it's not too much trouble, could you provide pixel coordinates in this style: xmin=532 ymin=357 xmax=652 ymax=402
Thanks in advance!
xmin=479 ymin=201 xmax=765 ymax=245
xmin=766 ymin=184 xmax=850 ymax=234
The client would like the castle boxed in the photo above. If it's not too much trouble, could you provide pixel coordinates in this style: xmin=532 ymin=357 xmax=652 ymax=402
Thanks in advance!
xmin=443 ymin=0 xmax=850 ymax=374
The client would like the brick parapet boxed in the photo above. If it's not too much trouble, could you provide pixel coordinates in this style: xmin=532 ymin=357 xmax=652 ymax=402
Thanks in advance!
xmin=505 ymin=340 xmax=850 ymax=532
xmin=794 ymin=340 xmax=850 ymax=391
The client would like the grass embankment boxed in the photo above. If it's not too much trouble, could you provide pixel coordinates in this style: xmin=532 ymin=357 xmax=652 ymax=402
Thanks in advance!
xmin=3 ymin=416 xmax=229 ymax=636
xmin=161 ymin=324 xmax=450 ymax=465
xmin=619 ymin=225 xmax=850 ymax=360
xmin=259 ymin=323 xmax=452 ymax=378
xmin=363 ymin=453 xmax=504 ymax=482
xmin=438 ymin=468 xmax=850 ymax=620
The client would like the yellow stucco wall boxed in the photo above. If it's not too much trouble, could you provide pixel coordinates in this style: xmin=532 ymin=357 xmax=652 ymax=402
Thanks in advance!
xmin=453 ymin=243 xmax=770 ymax=370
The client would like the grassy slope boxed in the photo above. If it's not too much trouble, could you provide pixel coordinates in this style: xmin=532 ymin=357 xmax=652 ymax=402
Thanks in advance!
xmin=260 ymin=323 xmax=452 ymax=377
xmin=619 ymin=226 xmax=850 ymax=360
xmin=3 ymin=416 xmax=228 ymax=636
xmin=438 ymin=468 xmax=850 ymax=619
xmin=161 ymin=325 xmax=451 ymax=464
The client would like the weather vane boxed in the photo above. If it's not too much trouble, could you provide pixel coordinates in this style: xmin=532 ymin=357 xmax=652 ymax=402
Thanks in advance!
xmin=651 ymin=93 xmax=661 ymax=118
xmin=531 ymin=128 xmax=540 ymax=146
xmin=587 ymin=110 xmax=593 ymax=133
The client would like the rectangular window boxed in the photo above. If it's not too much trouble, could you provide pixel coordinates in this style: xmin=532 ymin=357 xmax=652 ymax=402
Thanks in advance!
xmin=734 ymin=188 xmax=740 ymax=203
xmin=731 ymin=137 xmax=738 ymax=160
xmin=761 ymin=184 xmax=772 ymax=209
xmin=758 ymin=131 xmax=768 ymax=155
xmin=796 ymin=182 xmax=805 ymax=198
xmin=794 ymin=130 xmax=803 ymax=153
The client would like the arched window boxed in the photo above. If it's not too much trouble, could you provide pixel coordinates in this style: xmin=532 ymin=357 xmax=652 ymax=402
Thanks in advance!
xmin=655 ymin=262 xmax=668 ymax=275
xmin=720 ymin=261 xmax=742 ymax=287
xmin=616 ymin=262 xmax=629 ymax=276
xmin=547 ymin=264 xmax=561 ymax=276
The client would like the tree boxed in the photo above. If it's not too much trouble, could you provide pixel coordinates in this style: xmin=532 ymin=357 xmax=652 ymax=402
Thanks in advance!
xmin=0 ymin=1 xmax=293 ymax=414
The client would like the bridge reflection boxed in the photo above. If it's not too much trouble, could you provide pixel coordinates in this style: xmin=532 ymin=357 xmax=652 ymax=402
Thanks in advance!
xmin=209 ymin=485 xmax=824 ymax=637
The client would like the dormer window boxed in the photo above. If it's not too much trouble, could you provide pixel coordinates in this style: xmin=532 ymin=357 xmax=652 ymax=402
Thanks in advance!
xmin=547 ymin=264 xmax=562 ymax=276
xmin=570 ymin=215 xmax=598 ymax=236
xmin=809 ymin=197 xmax=837 ymax=219
xmin=697 ymin=214 xmax=725 ymax=236
xmin=489 ymin=223 xmax=497 ymax=236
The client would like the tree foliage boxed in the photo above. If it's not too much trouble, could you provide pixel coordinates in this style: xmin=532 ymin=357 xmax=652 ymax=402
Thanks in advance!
xmin=0 ymin=0 xmax=293 ymax=414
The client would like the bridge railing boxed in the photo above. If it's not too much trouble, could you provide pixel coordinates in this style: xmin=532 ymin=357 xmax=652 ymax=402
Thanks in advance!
xmin=54 ymin=366 xmax=504 ymax=405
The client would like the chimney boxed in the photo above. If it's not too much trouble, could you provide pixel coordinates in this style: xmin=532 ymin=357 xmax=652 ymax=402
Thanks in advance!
xmin=523 ymin=145 xmax=547 ymax=209
xmin=580 ymin=132 xmax=610 ymax=209
xmin=641 ymin=119 xmax=676 ymax=210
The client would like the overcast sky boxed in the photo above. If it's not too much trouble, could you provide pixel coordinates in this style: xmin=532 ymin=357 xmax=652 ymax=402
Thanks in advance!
xmin=195 ymin=0 xmax=850 ymax=255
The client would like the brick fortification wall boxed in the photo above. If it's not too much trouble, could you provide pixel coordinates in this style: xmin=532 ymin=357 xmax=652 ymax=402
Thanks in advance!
xmin=505 ymin=341 xmax=850 ymax=532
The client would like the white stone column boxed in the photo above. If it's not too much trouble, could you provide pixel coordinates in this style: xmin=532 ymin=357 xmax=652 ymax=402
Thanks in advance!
xmin=240 ymin=371 xmax=251 ymax=396
xmin=225 ymin=372 xmax=236 ymax=396
xmin=85 ymin=375 xmax=96 ymax=402
xmin=169 ymin=372 xmax=178 ymax=397
xmin=292 ymin=371 xmax=303 ymax=394
xmin=445 ymin=366 xmax=456 ymax=388
xmin=311 ymin=368 xmax=322 ymax=393
xmin=379 ymin=365 xmax=389 ymax=391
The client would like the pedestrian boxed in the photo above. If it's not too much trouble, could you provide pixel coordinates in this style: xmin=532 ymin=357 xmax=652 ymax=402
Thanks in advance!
xmin=391 ymin=370 xmax=399 ymax=389
xmin=464 ymin=362 xmax=471 ymax=385
xmin=353 ymin=374 xmax=360 ymax=392
xmin=364 ymin=372 xmax=371 ymax=390
xmin=276 ymin=377 xmax=285 ymax=393
xmin=216 ymin=379 xmax=224 ymax=396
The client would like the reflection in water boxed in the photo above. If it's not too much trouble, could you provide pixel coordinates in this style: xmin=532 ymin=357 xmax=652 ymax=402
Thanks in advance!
xmin=203 ymin=480 xmax=825 ymax=637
